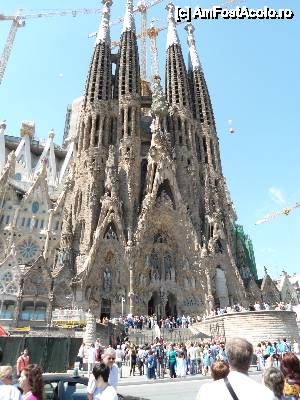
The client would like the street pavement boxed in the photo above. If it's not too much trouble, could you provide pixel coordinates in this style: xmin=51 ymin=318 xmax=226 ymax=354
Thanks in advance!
xmin=116 ymin=366 xmax=262 ymax=399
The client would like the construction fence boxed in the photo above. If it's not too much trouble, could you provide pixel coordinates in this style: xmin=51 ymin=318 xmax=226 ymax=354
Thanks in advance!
xmin=0 ymin=336 xmax=82 ymax=373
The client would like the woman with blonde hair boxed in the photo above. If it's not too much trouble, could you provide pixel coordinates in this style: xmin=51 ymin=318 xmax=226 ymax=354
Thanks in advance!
xmin=0 ymin=365 xmax=21 ymax=399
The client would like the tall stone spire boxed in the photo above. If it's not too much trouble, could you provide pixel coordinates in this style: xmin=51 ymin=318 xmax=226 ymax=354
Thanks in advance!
xmin=96 ymin=0 xmax=112 ymax=45
xmin=185 ymin=23 xmax=215 ymax=130
xmin=166 ymin=2 xmax=179 ymax=48
xmin=115 ymin=0 xmax=141 ymax=241
xmin=115 ymin=0 xmax=140 ymax=100
xmin=122 ymin=0 xmax=136 ymax=33
xmin=165 ymin=3 xmax=191 ymax=110
xmin=79 ymin=0 xmax=113 ymax=152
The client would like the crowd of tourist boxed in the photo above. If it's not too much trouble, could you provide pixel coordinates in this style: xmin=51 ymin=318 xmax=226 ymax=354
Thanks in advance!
xmin=0 ymin=328 xmax=300 ymax=399
xmin=106 ymin=301 xmax=297 ymax=334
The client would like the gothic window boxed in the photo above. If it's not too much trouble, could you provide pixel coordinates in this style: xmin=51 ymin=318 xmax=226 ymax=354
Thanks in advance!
xmin=150 ymin=251 xmax=160 ymax=280
xmin=94 ymin=115 xmax=100 ymax=146
xmin=139 ymin=159 xmax=148 ymax=205
xmin=26 ymin=218 xmax=31 ymax=227
xmin=5 ymin=215 xmax=10 ymax=225
xmin=156 ymin=180 xmax=176 ymax=209
xmin=104 ymin=223 xmax=118 ymax=240
xmin=15 ymin=173 xmax=22 ymax=181
xmin=2 ymin=272 xmax=13 ymax=283
xmin=164 ymin=253 xmax=172 ymax=280
xmin=154 ymin=232 xmax=168 ymax=244
xmin=40 ymin=220 xmax=44 ymax=229
xmin=203 ymin=137 xmax=208 ymax=164
xmin=103 ymin=269 xmax=112 ymax=292
xmin=32 ymin=201 xmax=39 ymax=213
xmin=18 ymin=240 xmax=39 ymax=261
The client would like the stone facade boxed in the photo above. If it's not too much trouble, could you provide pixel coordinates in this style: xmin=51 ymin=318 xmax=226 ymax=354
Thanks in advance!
xmin=1 ymin=1 xmax=289 ymax=326
xmin=50 ymin=1 xmax=262 ymax=320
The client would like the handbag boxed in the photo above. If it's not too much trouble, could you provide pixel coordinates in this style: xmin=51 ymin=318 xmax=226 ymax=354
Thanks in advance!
xmin=224 ymin=377 xmax=239 ymax=400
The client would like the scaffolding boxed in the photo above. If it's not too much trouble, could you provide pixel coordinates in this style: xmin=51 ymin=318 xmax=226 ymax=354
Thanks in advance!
xmin=232 ymin=223 xmax=258 ymax=281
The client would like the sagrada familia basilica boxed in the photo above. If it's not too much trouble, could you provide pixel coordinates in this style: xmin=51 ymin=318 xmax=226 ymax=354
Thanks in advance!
xmin=0 ymin=1 xmax=298 ymax=326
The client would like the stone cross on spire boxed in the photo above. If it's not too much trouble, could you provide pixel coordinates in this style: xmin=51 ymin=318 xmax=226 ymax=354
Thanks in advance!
xmin=185 ymin=23 xmax=201 ymax=71
xmin=122 ymin=0 xmax=136 ymax=33
xmin=96 ymin=0 xmax=112 ymax=45
xmin=166 ymin=3 xmax=179 ymax=48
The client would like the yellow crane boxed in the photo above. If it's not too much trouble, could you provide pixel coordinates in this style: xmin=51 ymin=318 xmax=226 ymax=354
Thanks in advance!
xmin=255 ymin=202 xmax=300 ymax=225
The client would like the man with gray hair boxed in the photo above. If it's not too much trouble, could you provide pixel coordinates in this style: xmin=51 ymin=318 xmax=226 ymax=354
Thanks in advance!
xmin=196 ymin=338 xmax=275 ymax=400
xmin=87 ymin=347 xmax=118 ymax=400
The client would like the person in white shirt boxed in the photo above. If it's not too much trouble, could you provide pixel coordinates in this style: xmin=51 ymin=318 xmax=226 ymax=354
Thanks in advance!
xmin=88 ymin=348 xmax=118 ymax=400
xmin=88 ymin=344 xmax=97 ymax=376
xmin=196 ymin=337 xmax=275 ymax=400
xmin=187 ymin=343 xmax=197 ymax=375
xmin=92 ymin=363 xmax=118 ymax=400
xmin=115 ymin=346 xmax=123 ymax=378
xmin=0 ymin=365 xmax=22 ymax=400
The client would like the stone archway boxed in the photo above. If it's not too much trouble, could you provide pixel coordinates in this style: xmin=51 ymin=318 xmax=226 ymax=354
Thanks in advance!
xmin=148 ymin=291 xmax=160 ymax=317
xmin=165 ymin=293 xmax=177 ymax=317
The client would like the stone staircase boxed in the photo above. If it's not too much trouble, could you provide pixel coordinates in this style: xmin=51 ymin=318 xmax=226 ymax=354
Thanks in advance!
xmin=191 ymin=310 xmax=300 ymax=346
xmin=128 ymin=326 xmax=207 ymax=345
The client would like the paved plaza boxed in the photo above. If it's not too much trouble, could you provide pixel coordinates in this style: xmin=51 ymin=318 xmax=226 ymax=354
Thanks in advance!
xmin=118 ymin=372 xmax=262 ymax=400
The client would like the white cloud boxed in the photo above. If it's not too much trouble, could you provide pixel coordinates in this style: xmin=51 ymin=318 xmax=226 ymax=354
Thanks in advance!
xmin=58 ymin=73 xmax=64 ymax=78
xmin=268 ymin=187 xmax=285 ymax=205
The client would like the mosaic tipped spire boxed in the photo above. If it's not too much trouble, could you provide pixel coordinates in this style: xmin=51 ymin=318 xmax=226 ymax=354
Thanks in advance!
xmin=166 ymin=3 xmax=179 ymax=48
xmin=122 ymin=0 xmax=136 ymax=33
xmin=185 ymin=23 xmax=201 ymax=71
xmin=96 ymin=0 xmax=112 ymax=45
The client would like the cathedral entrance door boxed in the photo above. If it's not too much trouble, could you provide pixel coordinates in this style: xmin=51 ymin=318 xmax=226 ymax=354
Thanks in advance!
xmin=100 ymin=298 xmax=111 ymax=320
xmin=165 ymin=293 xmax=177 ymax=318
xmin=148 ymin=291 xmax=160 ymax=318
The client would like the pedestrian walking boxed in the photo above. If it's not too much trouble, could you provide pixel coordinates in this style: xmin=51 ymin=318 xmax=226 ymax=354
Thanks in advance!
xmin=16 ymin=349 xmax=29 ymax=378
xmin=77 ymin=342 xmax=85 ymax=371
xmin=88 ymin=344 xmax=97 ymax=376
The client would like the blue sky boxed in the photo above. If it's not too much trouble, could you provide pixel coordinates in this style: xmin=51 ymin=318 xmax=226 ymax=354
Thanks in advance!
xmin=0 ymin=0 xmax=299 ymax=279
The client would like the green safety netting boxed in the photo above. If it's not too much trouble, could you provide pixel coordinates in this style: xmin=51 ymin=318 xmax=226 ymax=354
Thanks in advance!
xmin=232 ymin=223 xmax=258 ymax=281
xmin=0 ymin=337 xmax=82 ymax=373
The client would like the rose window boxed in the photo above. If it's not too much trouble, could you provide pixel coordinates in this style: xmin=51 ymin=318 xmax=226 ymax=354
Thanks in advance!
xmin=18 ymin=240 xmax=39 ymax=260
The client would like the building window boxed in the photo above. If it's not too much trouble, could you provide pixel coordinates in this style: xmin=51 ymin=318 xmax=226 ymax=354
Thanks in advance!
xmin=40 ymin=220 xmax=44 ymax=229
xmin=5 ymin=215 xmax=10 ymax=225
xmin=26 ymin=218 xmax=31 ymax=227
xmin=15 ymin=173 xmax=22 ymax=181
xmin=32 ymin=201 xmax=39 ymax=214
xmin=21 ymin=218 xmax=25 ymax=227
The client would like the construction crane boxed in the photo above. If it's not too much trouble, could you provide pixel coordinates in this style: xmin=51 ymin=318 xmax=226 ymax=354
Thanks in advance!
xmin=108 ymin=0 xmax=245 ymax=80
xmin=0 ymin=8 xmax=102 ymax=85
xmin=255 ymin=202 xmax=300 ymax=225
xmin=148 ymin=19 xmax=160 ymax=82
xmin=89 ymin=0 xmax=165 ymax=83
